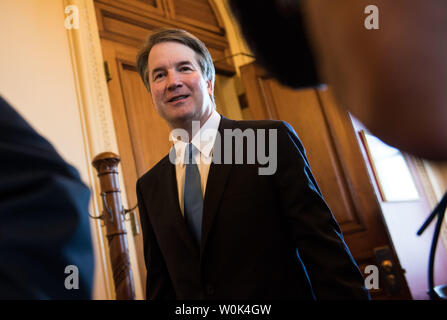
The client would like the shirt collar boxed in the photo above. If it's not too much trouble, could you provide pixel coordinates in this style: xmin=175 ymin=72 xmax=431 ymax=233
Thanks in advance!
xmin=170 ymin=109 xmax=221 ymax=163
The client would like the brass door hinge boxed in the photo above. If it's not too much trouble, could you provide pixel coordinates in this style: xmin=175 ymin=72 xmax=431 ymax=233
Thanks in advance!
xmin=123 ymin=205 xmax=140 ymax=236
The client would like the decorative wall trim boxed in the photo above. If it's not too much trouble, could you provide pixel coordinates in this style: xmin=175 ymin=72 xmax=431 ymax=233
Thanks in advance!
xmin=63 ymin=0 xmax=143 ymax=299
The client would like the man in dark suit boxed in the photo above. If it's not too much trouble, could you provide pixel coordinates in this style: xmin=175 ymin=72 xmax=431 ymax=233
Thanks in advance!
xmin=136 ymin=28 xmax=370 ymax=299
xmin=0 ymin=95 xmax=94 ymax=299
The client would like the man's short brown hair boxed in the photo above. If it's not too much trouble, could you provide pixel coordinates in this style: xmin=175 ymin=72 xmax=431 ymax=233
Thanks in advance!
xmin=136 ymin=28 xmax=216 ymax=94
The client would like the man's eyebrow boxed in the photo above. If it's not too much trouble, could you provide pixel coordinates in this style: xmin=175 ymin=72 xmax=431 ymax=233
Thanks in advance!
xmin=176 ymin=60 xmax=194 ymax=67
xmin=150 ymin=61 xmax=194 ymax=76
xmin=150 ymin=66 xmax=165 ymax=76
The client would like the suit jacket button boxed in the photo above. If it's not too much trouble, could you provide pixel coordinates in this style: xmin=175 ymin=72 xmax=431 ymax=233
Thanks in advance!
xmin=206 ymin=284 xmax=215 ymax=296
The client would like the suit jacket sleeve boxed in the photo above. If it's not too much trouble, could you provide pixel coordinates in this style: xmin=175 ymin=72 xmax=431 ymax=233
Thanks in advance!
xmin=275 ymin=121 xmax=370 ymax=299
xmin=136 ymin=179 xmax=176 ymax=299
xmin=0 ymin=96 xmax=94 ymax=299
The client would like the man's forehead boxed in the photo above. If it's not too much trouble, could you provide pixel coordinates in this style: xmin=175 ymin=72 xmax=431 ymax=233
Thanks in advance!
xmin=148 ymin=41 xmax=199 ymax=71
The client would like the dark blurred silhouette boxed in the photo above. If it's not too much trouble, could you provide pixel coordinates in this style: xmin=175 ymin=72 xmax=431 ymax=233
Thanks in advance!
xmin=0 ymin=95 xmax=94 ymax=299
xmin=229 ymin=0 xmax=447 ymax=160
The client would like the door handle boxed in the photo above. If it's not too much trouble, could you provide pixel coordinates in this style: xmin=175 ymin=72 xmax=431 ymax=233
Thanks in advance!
xmin=374 ymin=246 xmax=403 ymax=295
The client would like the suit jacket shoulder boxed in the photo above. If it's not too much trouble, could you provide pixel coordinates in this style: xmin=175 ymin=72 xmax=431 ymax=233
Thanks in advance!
xmin=0 ymin=96 xmax=94 ymax=299
xmin=221 ymin=117 xmax=307 ymax=157
xmin=137 ymin=153 xmax=171 ymax=190
xmin=227 ymin=117 xmax=282 ymax=130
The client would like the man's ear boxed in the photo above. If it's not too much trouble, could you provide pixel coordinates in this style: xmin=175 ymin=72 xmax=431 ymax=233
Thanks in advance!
xmin=207 ymin=79 xmax=213 ymax=97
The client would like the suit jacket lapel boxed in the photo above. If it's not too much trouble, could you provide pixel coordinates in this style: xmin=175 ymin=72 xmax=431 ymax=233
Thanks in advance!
xmin=201 ymin=117 xmax=234 ymax=257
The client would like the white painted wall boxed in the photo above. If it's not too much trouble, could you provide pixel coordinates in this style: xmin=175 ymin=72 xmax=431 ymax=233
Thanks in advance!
xmin=0 ymin=0 xmax=107 ymax=299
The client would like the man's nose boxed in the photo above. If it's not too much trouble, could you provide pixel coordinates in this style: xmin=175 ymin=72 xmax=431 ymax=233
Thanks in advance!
xmin=166 ymin=72 xmax=182 ymax=91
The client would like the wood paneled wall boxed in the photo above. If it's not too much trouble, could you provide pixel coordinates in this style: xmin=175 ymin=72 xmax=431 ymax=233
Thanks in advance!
xmin=94 ymin=0 xmax=235 ymax=75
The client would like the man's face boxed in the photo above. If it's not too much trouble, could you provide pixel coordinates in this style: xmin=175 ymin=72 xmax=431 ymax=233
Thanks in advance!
xmin=147 ymin=41 xmax=213 ymax=128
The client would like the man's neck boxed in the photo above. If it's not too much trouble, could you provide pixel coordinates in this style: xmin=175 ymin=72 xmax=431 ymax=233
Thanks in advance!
xmin=171 ymin=109 xmax=214 ymax=142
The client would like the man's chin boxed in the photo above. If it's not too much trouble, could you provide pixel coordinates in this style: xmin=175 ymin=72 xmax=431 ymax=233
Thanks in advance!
xmin=167 ymin=111 xmax=196 ymax=127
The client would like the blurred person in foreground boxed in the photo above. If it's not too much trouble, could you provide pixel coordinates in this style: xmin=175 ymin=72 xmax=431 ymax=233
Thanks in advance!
xmin=229 ymin=0 xmax=447 ymax=161
xmin=0 ymin=95 xmax=94 ymax=299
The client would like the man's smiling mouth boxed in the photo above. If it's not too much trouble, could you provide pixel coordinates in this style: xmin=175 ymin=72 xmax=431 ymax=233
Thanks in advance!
xmin=168 ymin=95 xmax=189 ymax=102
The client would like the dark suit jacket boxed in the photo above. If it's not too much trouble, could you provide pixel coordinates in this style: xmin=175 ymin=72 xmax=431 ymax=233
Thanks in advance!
xmin=0 ymin=96 xmax=94 ymax=299
xmin=137 ymin=116 xmax=370 ymax=299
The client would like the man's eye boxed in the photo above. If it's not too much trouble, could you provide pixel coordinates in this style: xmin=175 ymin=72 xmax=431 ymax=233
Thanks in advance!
xmin=180 ymin=66 xmax=192 ymax=72
xmin=153 ymin=73 xmax=164 ymax=80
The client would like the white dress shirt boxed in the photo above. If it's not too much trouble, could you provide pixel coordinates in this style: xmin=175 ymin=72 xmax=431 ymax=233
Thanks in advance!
xmin=170 ymin=110 xmax=221 ymax=216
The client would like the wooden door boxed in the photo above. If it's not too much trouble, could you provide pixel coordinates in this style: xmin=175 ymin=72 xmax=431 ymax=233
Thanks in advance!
xmin=240 ymin=62 xmax=412 ymax=299
xmin=101 ymin=39 xmax=173 ymax=295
